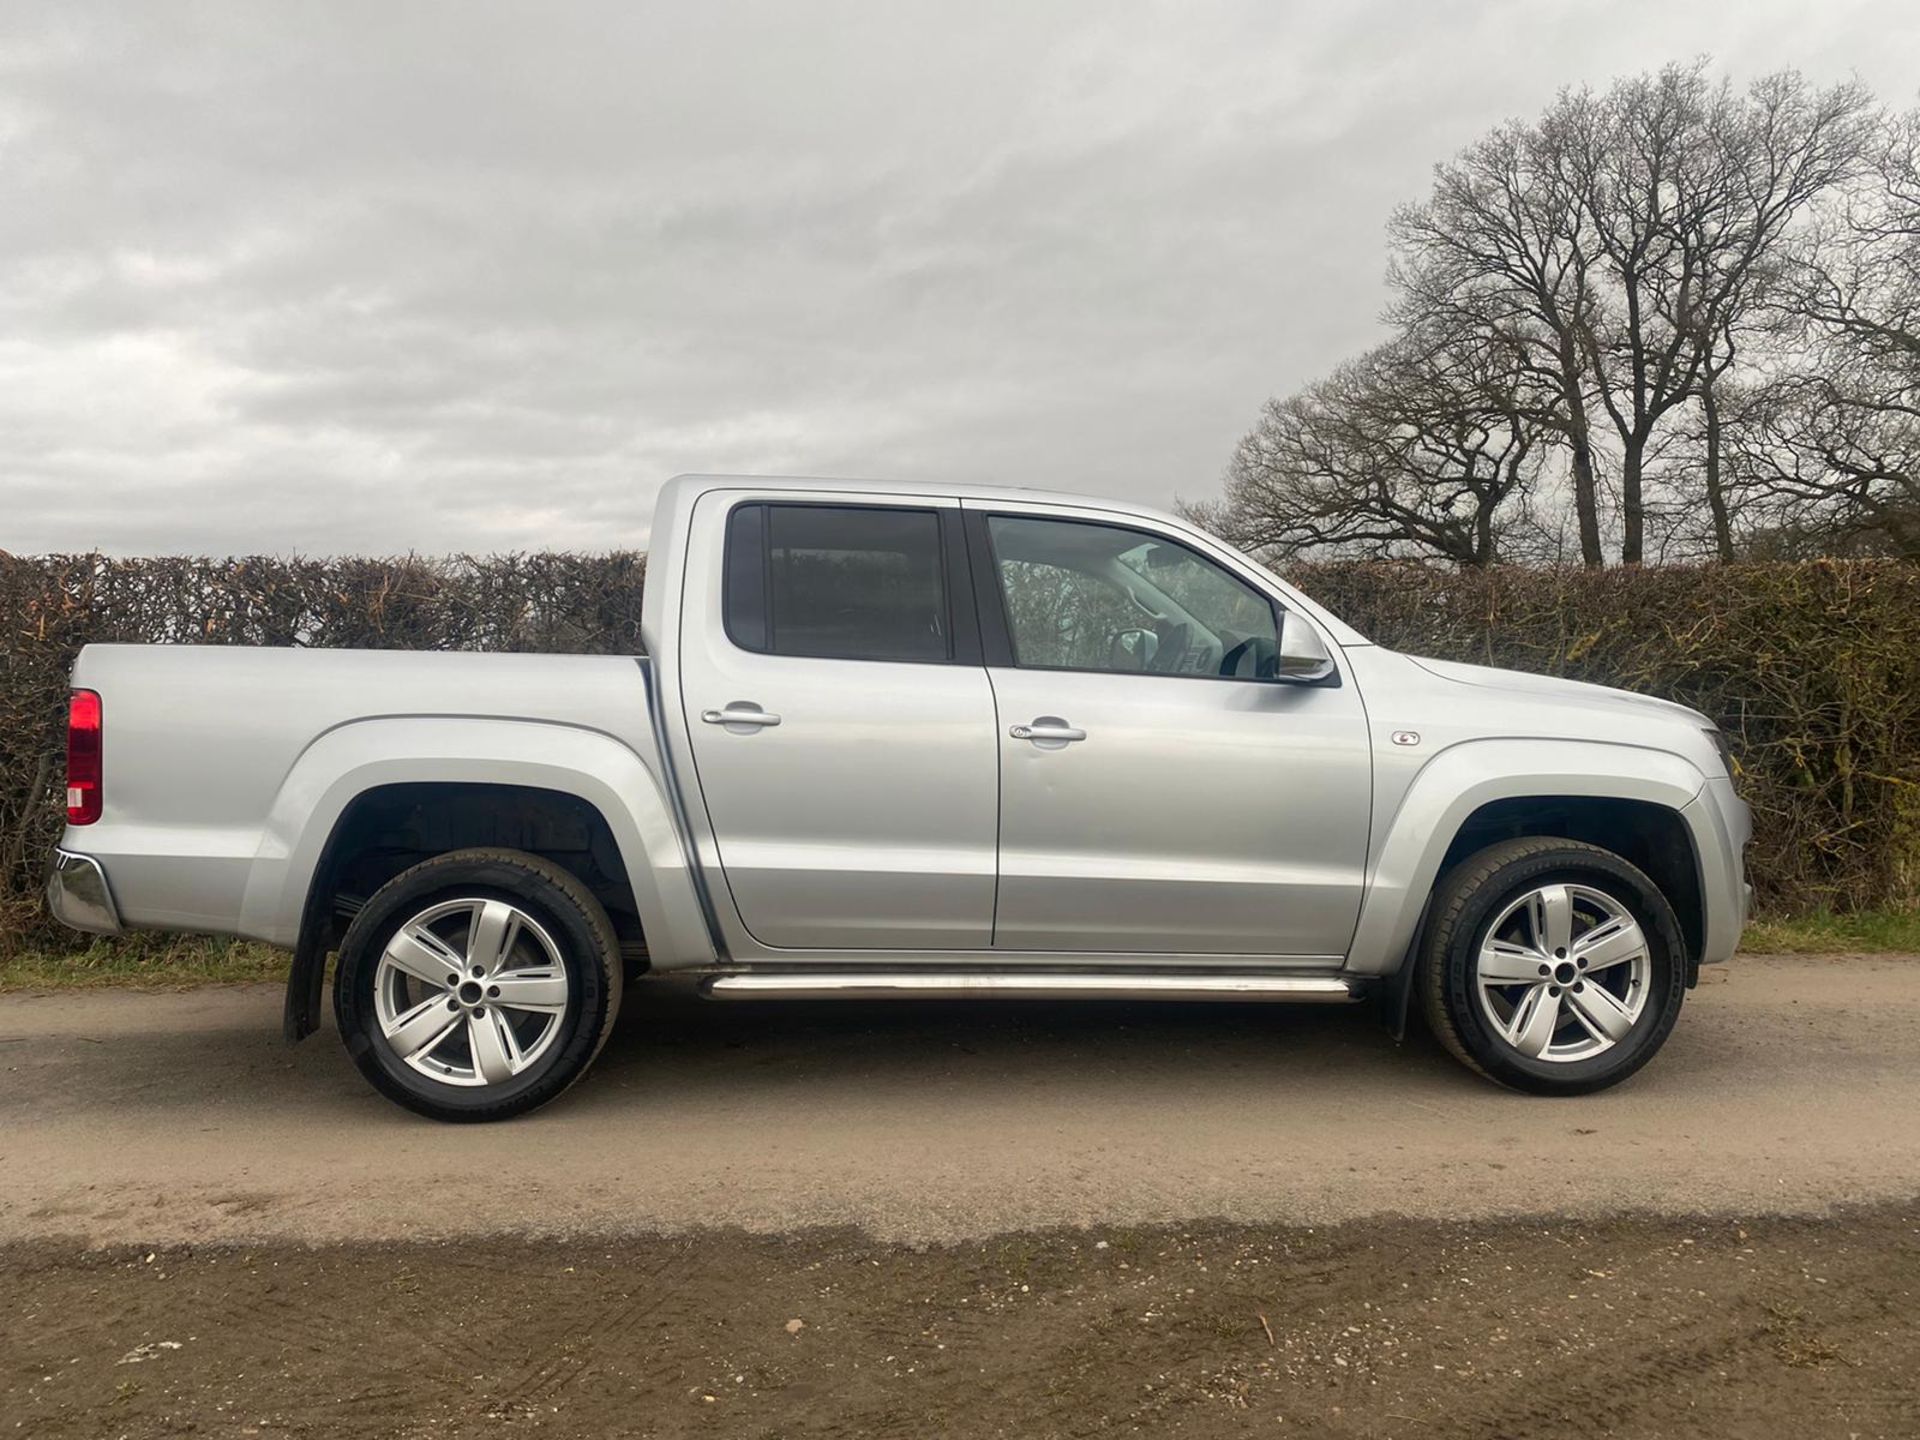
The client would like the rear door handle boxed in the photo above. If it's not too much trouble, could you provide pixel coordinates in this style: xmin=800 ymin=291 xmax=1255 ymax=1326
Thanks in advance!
xmin=1010 ymin=718 xmax=1086 ymax=743
xmin=702 ymin=703 xmax=782 ymax=729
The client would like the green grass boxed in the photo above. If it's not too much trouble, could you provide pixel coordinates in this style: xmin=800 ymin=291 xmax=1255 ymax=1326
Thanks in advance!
xmin=1738 ymin=908 xmax=1920 ymax=955
xmin=0 ymin=934 xmax=288 ymax=992
xmin=1 ymin=908 xmax=1916 ymax=993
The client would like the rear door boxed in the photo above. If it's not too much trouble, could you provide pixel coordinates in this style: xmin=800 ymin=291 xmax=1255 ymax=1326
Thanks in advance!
xmin=969 ymin=504 xmax=1372 ymax=957
xmin=677 ymin=492 xmax=999 ymax=949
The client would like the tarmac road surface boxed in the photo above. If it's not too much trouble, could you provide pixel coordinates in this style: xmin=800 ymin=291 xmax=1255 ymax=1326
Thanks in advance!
xmin=2 ymin=954 xmax=1915 ymax=1246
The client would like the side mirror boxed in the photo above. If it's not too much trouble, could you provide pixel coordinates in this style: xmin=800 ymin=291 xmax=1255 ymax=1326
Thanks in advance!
xmin=1275 ymin=611 xmax=1337 ymax=684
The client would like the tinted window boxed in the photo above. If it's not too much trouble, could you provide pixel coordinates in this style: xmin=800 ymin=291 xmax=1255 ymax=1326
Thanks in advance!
xmin=988 ymin=515 xmax=1280 ymax=679
xmin=724 ymin=503 xmax=768 ymax=651
xmin=726 ymin=504 xmax=949 ymax=663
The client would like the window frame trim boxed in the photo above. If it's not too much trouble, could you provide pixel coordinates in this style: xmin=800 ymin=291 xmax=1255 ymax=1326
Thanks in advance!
xmin=721 ymin=498 xmax=981 ymax=667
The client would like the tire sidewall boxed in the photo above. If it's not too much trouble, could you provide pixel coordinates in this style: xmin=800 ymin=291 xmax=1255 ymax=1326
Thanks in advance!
xmin=335 ymin=857 xmax=614 ymax=1121
xmin=1440 ymin=850 xmax=1685 ymax=1093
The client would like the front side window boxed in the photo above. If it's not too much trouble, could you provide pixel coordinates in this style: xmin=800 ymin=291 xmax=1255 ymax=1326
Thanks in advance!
xmin=987 ymin=514 xmax=1281 ymax=679
xmin=726 ymin=504 xmax=949 ymax=663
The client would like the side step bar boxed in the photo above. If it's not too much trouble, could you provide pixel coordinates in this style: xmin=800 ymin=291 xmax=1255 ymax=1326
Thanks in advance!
xmin=703 ymin=972 xmax=1361 ymax=1003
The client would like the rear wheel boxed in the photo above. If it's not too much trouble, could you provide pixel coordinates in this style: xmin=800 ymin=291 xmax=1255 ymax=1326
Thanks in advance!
xmin=1419 ymin=838 xmax=1686 ymax=1094
xmin=334 ymin=848 xmax=623 ymax=1122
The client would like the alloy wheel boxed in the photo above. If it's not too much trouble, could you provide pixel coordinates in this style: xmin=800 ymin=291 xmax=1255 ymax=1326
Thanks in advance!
xmin=372 ymin=897 xmax=571 ymax=1087
xmin=1472 ymin=882 xmax=1651 ymax=1062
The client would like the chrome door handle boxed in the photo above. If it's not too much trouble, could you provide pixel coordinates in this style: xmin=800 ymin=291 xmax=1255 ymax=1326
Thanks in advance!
xmin=1010 ymin=719 xmax=1086 ymax=743
xmin=702 ymin=704 xmax=782 ymax=729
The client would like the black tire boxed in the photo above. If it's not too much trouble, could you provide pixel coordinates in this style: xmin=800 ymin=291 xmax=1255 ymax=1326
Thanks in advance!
xmin=334 ymin=848 xmax=624 ymax=1122
xmin=1419 ymin=837 xmax=1686 ymax=1095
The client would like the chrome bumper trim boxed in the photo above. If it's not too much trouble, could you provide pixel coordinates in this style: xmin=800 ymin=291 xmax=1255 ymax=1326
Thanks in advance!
xmin=704 ymin=972 xmax=1360 ymax=1003
xmin=46 ymin=848 xmax=123 ymax=936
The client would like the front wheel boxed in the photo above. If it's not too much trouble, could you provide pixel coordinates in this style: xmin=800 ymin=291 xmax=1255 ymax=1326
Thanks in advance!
xmin=334 ymin=848 xmax=624 ymax=1122
xmin=1419 ymin=838 xmax=1687 ymax=1094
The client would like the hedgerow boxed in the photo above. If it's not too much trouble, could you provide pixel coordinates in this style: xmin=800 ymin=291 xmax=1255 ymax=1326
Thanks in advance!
xmin=3 ymin=552 xmax=1914 ymax=954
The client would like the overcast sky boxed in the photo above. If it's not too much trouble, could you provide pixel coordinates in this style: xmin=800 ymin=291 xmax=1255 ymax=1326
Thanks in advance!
xmin=2 ymin=1 xmax=1915 ymax=555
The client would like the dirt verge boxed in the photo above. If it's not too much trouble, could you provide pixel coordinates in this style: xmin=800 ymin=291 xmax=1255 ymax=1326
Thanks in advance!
xmin=7 ymin=1207 xmax=1917 ymax=1439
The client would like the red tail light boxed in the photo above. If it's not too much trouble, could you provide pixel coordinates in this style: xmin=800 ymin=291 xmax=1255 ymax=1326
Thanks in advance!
xmin=66 ymin=689 xmax=103 ymax=825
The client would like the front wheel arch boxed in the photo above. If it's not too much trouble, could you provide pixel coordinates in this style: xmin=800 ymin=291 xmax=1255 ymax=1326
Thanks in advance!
xmin=1433 ymin=795 xmax=1704 ymax=981
xmin=1343 ymin=741 xmax=1710 ymax=978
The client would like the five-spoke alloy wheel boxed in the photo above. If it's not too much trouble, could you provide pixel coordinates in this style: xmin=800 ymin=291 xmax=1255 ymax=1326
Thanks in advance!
xmin=1472 ymin=882 xmax=1650 ymax=1063
xmin=1420 ymin=838 xmax=1686 ymax=1094
xmin=373 ymin=898 xmax=573 ymax=1087
xmin=336 ymin=849 xmax=623 ymax=1122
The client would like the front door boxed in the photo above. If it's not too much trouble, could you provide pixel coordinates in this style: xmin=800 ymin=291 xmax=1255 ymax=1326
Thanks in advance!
xmin=679 ymin=494 xmax=998 ymax=949
xmin=973 ymin=506 xmax=1372 ymax=956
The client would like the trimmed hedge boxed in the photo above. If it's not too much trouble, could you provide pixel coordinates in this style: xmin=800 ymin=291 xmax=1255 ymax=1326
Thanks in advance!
xmin=2 ymin=552 xmax=1915 ymax=954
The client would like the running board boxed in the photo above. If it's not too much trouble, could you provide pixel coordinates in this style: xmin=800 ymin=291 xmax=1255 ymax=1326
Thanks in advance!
xmin=702 ymin=972 xmax=1361 ymax=1003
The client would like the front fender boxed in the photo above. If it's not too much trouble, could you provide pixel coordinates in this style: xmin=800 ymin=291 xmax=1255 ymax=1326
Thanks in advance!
xmin=1345 ymin=738 xmax=1708 ymax=975
xmin=240 ymin=715 xmax=715 ymax=967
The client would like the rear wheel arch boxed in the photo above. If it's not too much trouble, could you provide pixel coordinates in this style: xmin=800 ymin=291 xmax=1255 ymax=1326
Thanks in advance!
xmin=285 ymin=781 xmax=645 ymax=1041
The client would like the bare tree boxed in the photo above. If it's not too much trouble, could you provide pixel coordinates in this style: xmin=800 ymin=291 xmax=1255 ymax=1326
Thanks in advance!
xmin=1390 ymin=62 xmax=1872 ymax=564
xmin=1696 ymin=322 xmax=1742 ymax=560
xmin=1388 ymin=115 xmax=1610 ymax=563
xmin=1724 ymin=109 xmax=1920 ymax=558
xmin=1193 ymin=329 xmax=1553 ymax=566
xmin=1721 ymin=375 xmax=1920 ymax=556
xmin=1797 ymin=108 xmax=1920 ymax=363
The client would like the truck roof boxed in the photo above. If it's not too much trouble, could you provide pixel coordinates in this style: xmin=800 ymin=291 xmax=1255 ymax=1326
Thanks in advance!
xmin=659 ymin=473 xmax=1192 ymax=529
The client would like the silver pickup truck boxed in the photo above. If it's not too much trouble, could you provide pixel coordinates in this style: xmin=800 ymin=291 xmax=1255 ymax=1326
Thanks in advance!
xmin=48 ymin=475 xmax=1750 ymax=1120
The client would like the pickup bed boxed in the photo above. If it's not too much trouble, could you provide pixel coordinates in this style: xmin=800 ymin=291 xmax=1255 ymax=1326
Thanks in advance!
xmin=48 ymin=475 xmax=1751 ymax=1119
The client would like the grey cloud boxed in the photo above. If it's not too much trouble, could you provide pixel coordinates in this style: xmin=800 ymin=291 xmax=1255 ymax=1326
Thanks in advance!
xmin=1 ymin=0 xmax=1915 ymax=554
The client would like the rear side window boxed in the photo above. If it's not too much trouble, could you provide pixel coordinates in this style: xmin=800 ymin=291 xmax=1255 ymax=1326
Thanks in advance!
xmin=725 ymin=503 xmax=950 ymax=663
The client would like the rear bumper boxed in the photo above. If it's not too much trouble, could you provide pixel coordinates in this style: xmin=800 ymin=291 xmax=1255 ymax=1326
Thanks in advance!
xmin=45 ymin=848 xmax=124 ymax=936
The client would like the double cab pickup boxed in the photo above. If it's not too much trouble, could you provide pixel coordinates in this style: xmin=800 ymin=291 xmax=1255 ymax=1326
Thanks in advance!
xmin=48 ymin=475 xmax=1751 ymax=1119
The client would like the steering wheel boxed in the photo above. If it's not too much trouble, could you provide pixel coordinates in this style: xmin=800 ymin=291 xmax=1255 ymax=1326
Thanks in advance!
xmin=1220 ymin=633 xmax=1278 ymax=680
xmin=1144 ymin=620 xmax=1191 ymax=673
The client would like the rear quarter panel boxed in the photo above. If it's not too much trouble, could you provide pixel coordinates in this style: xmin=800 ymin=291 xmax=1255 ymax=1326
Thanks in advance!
xmin=65 ymin=645 xmax=713 ymax=962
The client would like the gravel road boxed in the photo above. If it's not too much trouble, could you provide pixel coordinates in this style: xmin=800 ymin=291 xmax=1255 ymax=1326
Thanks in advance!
xmin=3 ymin=954 xmax=1915 ymax=1247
